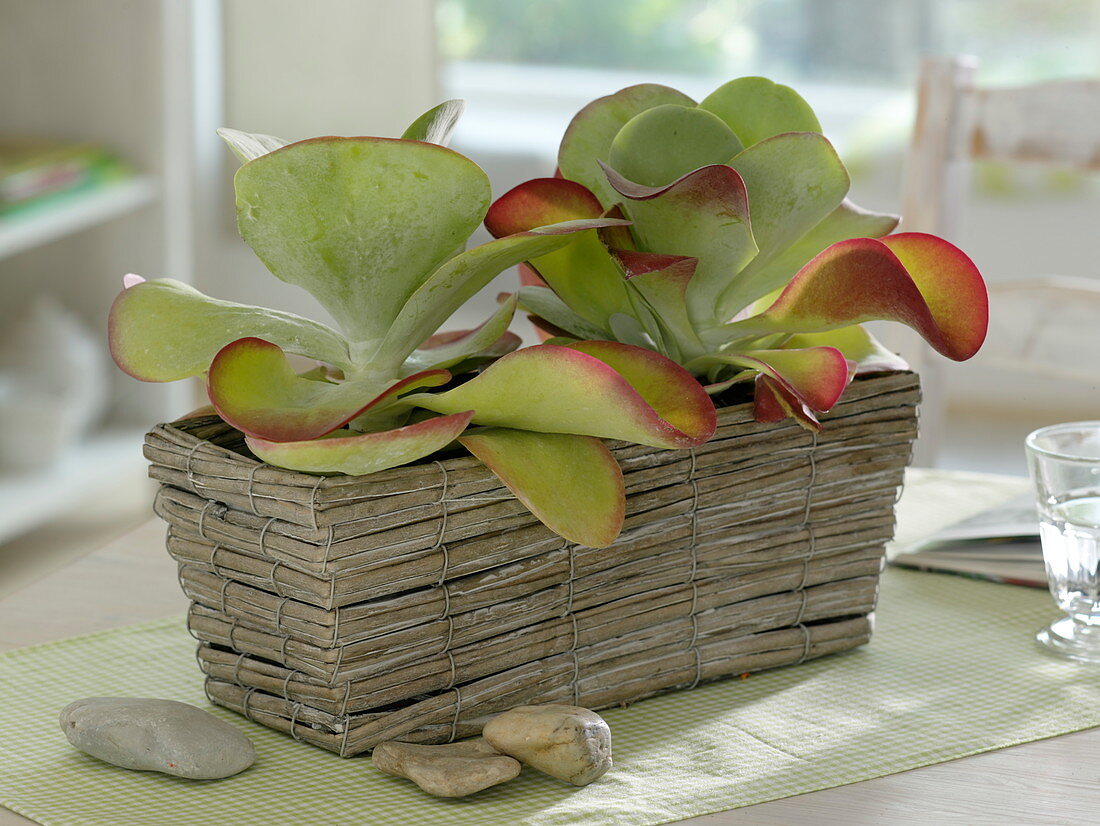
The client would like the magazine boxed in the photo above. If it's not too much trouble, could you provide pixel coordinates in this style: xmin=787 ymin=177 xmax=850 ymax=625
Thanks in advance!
xmin=891 ymin=493 xmax=1046 ymax=587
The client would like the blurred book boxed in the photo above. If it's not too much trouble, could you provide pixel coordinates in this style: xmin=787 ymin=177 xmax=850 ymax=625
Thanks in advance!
xmin=0 ymin=139 xmax=130 ymax=216
xmin=891 ymin=493 xmax=1046 ymax=587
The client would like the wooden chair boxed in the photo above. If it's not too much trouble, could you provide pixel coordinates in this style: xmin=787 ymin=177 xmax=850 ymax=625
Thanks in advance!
xmin=895 ymin=56 xmax=1100 ymax=465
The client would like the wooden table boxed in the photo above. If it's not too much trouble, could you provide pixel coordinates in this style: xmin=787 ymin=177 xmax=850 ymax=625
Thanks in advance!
xmin=2 ymin=470 xmax=1097 ymax=824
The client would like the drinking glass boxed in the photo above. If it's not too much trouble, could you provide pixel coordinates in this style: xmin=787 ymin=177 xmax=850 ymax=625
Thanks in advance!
xmin=1026 ymin=422 xmax=1100 ymax=662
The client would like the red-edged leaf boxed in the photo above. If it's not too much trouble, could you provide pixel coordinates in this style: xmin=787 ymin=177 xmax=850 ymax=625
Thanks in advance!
xmin=880 ymin=232 xmax=989 ymax=360
xmin=606 ymin=248 xmax=701 ymax=358
xmin=565 ymin=340 xmax=717 ymax=444
xmin=611 ymin=250 xmax=696 ymax=287
xmin=482 ymin=180 xmax=634 ymax=331
xmin=602 ymin=163 xmax=757 ymax=324
xmin=485 ymin=178 xmax=603 ymax=239
xmin=246 ymin=411 xmax=474 ymax=476
xmin=460 ymin=428 xmax=625 ymax=547
xmin=207 ymin=337 xmax=449 ymax=441
xmin=754 ymin=374 xmax=822 ymax=432
xmin=557 ymin=82 xmax=697 ymax=206
xmin=696 ymin=347 xmax=850 ymax=413
xmin=723 ymin=234 xmax=988 ymax=361
xmin=409 ymin=343 xmax=715 ymax=449
xmin=782 ymin=326 xmax=909 ymax=375
xmin=108 ymin=278 xmax=351 ymax=382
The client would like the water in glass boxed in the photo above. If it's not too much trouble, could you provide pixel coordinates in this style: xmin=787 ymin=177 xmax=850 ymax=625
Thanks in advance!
xmin=1039 ymin=494 xmax=1100 ymax=621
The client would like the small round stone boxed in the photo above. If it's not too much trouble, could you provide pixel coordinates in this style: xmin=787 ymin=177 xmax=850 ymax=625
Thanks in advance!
xmin=483 ymin=704 xmax=612 ymax=785
xmin=59 ymin=697 xmax=255 ymax=779
xmin=372 ymin=738 xmax=521 ymax=797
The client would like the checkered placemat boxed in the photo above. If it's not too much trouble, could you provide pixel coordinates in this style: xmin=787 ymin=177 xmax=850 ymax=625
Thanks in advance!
xmin=2 ymin=474 xmax=1098 ymax=826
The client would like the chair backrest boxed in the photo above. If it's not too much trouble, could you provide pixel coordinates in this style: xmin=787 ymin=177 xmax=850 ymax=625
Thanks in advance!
xmin=895 ymin=56 xmax=1100 ymax=464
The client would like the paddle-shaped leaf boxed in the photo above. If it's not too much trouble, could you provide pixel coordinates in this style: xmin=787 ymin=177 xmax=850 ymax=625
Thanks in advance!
xmin=207 ymin=338 xmax=449 ymax=441
xmin=719 ymin=198 xmax=899 ymax=320
xmin=718 ymin=133 xmax=849 ymax=314
xmin=720 ymin=234 xmax=988 ymax=361
xmin=607 ymin=104 xmax=743 ymax=188
xmin=565 ymin=339 xmax=718 ymax=442
xmin=108 ymin=278 xmax=351 ymax=381
xmin=234 ymin=137 xmax=490 ymax=342
xmin=485 ymin=178 xmax=633 ymax=330
xmin=699 ymin=76 xmax=821 ymax=147
xmin=460 ymin=428 xmax=625 ymax=547
xmin=408 ymin=343 xmax=715 ymax=449
xmin=691 ymin=347 xmax=850 ymax=413
xmin=247 ymin=411 xmax=474 ymax=476
xmin=602 ymin=164 xmax=757 ymax=326
xmin=484 ymin=176 xmax=604 ymax=236
xmin=558 ymin=83 xmax=696 ymax=207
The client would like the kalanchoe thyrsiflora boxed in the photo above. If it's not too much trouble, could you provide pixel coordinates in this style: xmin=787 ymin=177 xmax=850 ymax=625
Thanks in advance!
xmin=108 ymin=102 xmax=717 ymax=547
xmin=487 ymin=77 xmax=989 ymax=430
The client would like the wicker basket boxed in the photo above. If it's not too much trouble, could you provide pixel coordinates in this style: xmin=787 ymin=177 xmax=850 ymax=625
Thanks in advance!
xmin=145 ymin=371 xmax=919 ymax=756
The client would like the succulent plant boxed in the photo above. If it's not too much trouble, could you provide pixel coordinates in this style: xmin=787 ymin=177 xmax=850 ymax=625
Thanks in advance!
xmin=489 ymin=77 xmax=989 ymax=429
xmin=108 ymin=102 xmax=716 ymax=547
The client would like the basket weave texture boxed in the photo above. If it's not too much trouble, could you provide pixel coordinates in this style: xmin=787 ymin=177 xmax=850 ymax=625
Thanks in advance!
xmin=146 ymin=371 xmax=919 ymax=756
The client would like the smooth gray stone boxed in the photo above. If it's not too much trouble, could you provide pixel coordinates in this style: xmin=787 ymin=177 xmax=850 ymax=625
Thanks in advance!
xmin=59 ymin=697 xmax=255 ymax=779
xmin=373 ymin=738 xmax=522 ymax=797
xmin=483 ymin=704 xmax=612 ymax=785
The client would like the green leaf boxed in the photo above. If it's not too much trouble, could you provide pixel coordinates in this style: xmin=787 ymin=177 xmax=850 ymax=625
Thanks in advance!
xmin=603 ymin=164 xmax=757 ymax=327
xmin=699 ymin=76 xmax=821 ymax=147
xmin=719 ymin=133 xmax=850 ymax=314
xmin=608 ymin=250 xmax=704 ymax=360
xmin=401 ymin=294 xmax=520 ymax=375
xmin=719 ymin=198 xmax=899 ymax=319
xmin=206 ymin=337 xmax=448 ymax=441
xmin=460 ymin=428 xmax=625 ymax=548
xmin=217 ymin=128 xmax=289 ymax=164
xmin=526 ymin=229 xmax=635 ymax=331
xmin=607 ymin=312 xmax=656 ymax=349
xmin=607 ymin=104 xmax=743 ymax=188
xmin=401 ymin=99 xmax=465 ymax=147
xmin=516 ymin=286 xmax=611 ymax=340
xmin=565 ymin=339 xmax=716 ymax=440
xmin=247 ymin=411 xmax=474 ymax=476
xmin=108 ymin=278 xmax=351 ymax=381
xmin=376 ymin=218 xmax=628 ymax=369
xmin=234 ymin=137 xmax=490 ymax=343
xmin=409 ymin=343 xmax=716 ymax=449
xmin=484 ymin=177 xmax=633 ymax=331
xmin=558 ymin=83 xmax=696 ymax=207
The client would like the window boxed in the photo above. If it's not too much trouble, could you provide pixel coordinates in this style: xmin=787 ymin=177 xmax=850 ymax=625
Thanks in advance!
xmin=438 ymin=0 xmax=1100 ymax=165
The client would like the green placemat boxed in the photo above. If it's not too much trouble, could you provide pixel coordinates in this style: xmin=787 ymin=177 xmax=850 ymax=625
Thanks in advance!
xmin=2 ymin=567 xmax=1098 ymax=826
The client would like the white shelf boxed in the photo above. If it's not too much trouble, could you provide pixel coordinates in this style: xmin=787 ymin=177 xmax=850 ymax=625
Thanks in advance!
xmin=0 ymin=429 xmax=149 ymax=545
xmin=0 ymin=176 xmax=159 ymax=261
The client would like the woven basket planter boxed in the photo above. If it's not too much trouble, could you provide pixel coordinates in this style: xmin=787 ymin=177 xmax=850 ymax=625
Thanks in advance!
xmin=145 ymin=371 xmax=919 ymax=756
